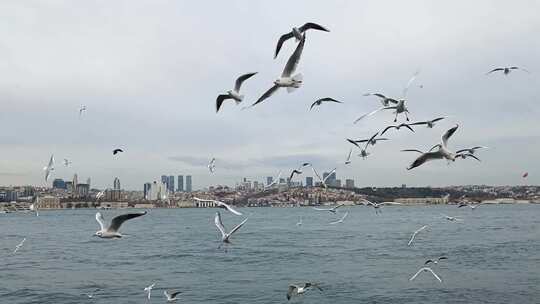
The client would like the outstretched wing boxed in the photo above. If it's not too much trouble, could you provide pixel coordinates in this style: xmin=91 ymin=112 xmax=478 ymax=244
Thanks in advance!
xmin=354 ymin=107 xmax=385 ymax=124
xmin=108 ymin=212 xmax=146 ymax=232
xmin=235 ymin=72 xmax=257 ymax=92
xmin=251 ymin=84 xmax=280 ymax=107
xmin=228 ymin=217 xmax=249 ymax=236
xmin=216 ymin=94 xmax=233 ymax=113
xmin=409 ymin=268 xmax=424 ymax=281
xmin=346 ymin=138 xmax=363 ymax=149
xmin=214 ymin=212 xmax=227 ymax=238
xmin=299 ymin=22 xmax=330 ymax=32
xmin=274 ymin=32 xmax=294 ymax=59
xmin=486 ymin=68 xmax=504 ymax=75
xmin=380 ymin=126 xmax=395 ymax=136
xmin=95 ymin=212 xmax=106 ymax=231
xmin=287 ymin=285 xmax=297 ymax=300
xmin=426 ymin=268 xmax=442 ymax=282
xmin=403 ymin=70 xmax=420 ymax=98
xmin=401 ymin=149 xmax=425 ymax=154
xmin=216 ymin=200 xmax=243 ymax=216
xmin=282 ymin=34 xmax=306 ymax=77
xmin=322 ymin=168 xmax=337 ymax=183
xmin=441 ymin=124 xmax=459 ymax=148
xmin=407 ymin=152 xmax=443 ymax=170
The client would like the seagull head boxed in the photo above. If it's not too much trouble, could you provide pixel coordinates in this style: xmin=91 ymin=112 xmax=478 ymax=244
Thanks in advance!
xmin=94 ymin=231 xmax=103 ymax=237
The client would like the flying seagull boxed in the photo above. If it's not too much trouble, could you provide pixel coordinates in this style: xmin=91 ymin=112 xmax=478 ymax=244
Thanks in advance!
xmin=63 ymin=158 xmax=72 ymax=167
xmin=208 ymin=158 xmax=216 ymax=173
xmin=296 ymin=216 xmax=303 ymax=226
xmin=408 ymin=225 xmax=428 ymax=246
xmin=214 ymin=212 xmax=248 ymax=243
xmin=193 ymin=197 xmax=242 ymax=215
xmin=95 ymin=190 xmax=105 ymax=200
xmin=43 ymin=154 xmax=55 ymax=182
xmin=13 ymin=238 xmax=26 ymax=254
xmin=310 ymin=97 xmax=343 ymax=110
xmin=406 ymin=124 xmax=460 ymax=170
xmin=288 ymin=169 xmax=303 ymax=184
xmin=251 ymin=34 xmax=306 ymax=107
xmin=455 ymin=146 xmax=488 ymax=155
xmin=144 ymin=283 xmax=156 ymax=300
xmin=313 ymin=204 xmax=344 ymax=214
xmin=94 ymin=211 xmax=147 ymax=238
xmin=362 ymin=199 xmax=402 ymax=214
xmin=265 ymin=170 xmax=282 ymax=188
xmin=164 ymin=290 xmax=182 ymax=302
xmin=409 ymin=267 xmax=442 ymax=283
xmin=425 ymin=256 xmax=448 ymax=265
xmin=329 ymin=211 xmax=349 ymax=224
xmin=344 ymin=148 xmax=352 ymax=165
xmin=458 ymin=202 xmax=482 ymax=210
xmin=486 ymin=66 xmax=529 ymax=75
xmin=409 ymin=117 xmax=446 ymax=128
xmin=216 ymin=72 xmax=257 ymax=113
xmin=286 ymin=283 xmax=323 ymax=300
xmin=380 ymin=123 xmax=415 ymax=136
xmin=311 ymin=167 xmax=336 ymax=188
xmin=441 ymin=214 xmax=462 ymax=222
xmin=112 ymin=148 xmax=123 ymax=155
xmin=362 ymin=92 xmax=399 ymax=107
xmin=79 ymin=105 xmax=87 ymax=117
xmin=354 ymin=133 xmax=379 ymax=159
xmin=274 ymin=22 xmax=329 ymax=58
xmin=346 ymin=136 xmax=388 ymax=148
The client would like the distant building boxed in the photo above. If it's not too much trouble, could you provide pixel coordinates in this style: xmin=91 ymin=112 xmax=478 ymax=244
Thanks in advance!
xmin=105 ymin=189 xmax=122 ymax=201
xmin=161 ymin=175 xmax=168 ymax=186
xmin=266 ymin=176 xmax=273 ymax=186
xmin=86 ymin=178 xmax=91 ymax=189
xmin=186 ymin=175 xmax=192 ymax=192
xmin=177 ymin=175 xmax=184 ymax=192
xmin=73 ymin=174 xmax=78 ymax=193
xmin=279 ymin=178 xmax=286 ymax=184
xmin=5 ymin=190 xmax=18 ymax=202
xmin=306 ymin=176 xmax=313 ymax=187
xmin=168 ymin=175 xmax=175 ymax=193
xmin=76 ymin=183 xmax=90 ymax=198
xmin=323 ymin=171 xmax=337 ymax=187
xmin=65 ymin=181 xmax=73 ymax=193
xmin=336 ymin=179 xmax=342 ymax=188
xmin=113 ymin=177 xmax=121 ymax=190
xmin=345 ymin=179 xmax=355 ymax=189
xmin=53 ymin=179 xmax=66 ymax=189
xmin=144 ymin=183 xmax=152 ymax=199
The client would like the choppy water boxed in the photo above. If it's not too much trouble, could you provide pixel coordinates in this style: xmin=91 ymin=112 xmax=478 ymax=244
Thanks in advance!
xmin=1 ymin=204 xmax=539 ymax=304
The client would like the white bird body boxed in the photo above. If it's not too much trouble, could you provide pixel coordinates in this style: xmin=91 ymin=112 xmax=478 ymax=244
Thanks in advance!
xmin=227 ymin=90 xmax=244 ymax=103
xmin=43 ymin=154 xmax=55 ymax=182
xmin=144 ymin=283 xmax=155 ymax=300
xmin=13 ymin=238 xmax=26 ymax=253
xmin=286 ymin=283 xmax=323 ymax=300
xmin=94 ymin=211 xmax=146 ymax=238
xmin=408 ymin=225 xmax=428 ymax=246
xmin=164 ymin=290 xmax=182 ymax=302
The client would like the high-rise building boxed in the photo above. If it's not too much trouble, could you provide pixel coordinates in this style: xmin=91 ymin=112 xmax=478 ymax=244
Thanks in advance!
xmin=336 ymin=179 xmax=342 ymax=188
xmin=161 ymin=175 xmax=168 ymax=187
xmin=144 ymin=183 xmax=152 ymax=199
xmin=77 ymin=183 xmax=90 ymax=198
xmin=279 ymin=178 xmax=286 ymax=184
xmin=323 ymin=171 xmax=337 ymax=187
xmin=113 ymin=177 xmax=121 ymax=190
xmin=266 ymin=176 xmax=273 ymax=186
xmin=345 ymin=179 xmax=355 ymax=189
xmin=186 ymin=175 xmax=192 ymax=192
xmin=306 ymin=176 xmax=313 ymax=187
xmin=177 ymin=175 xmax=184 ymax=192
xmin=52 ymin=179 xmax=66 ymax=189
xmin=168 ymin=175 xmax=175 ymax=193
xmin=86 ymin=178 xmax=91 ymax=189
xmin=72 ymin=174 xmax=78 ymax=193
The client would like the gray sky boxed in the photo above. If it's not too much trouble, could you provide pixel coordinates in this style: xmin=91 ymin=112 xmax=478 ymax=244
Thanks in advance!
xmin=1 ymin=0 xmax=539 ymax=190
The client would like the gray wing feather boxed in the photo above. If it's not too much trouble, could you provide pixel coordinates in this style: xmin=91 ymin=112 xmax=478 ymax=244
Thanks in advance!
xmin=234 ymin=72 xmax=257 ymax=92
xmin=107 ymin=212 xmax=146 ymax=232
xmin=275 ymin=32 xmax=295 ymax=59
xmin=282 ymin=34 xmax=306 ymax=77
xmin=251 ymin=85 xmax=280 ymax=107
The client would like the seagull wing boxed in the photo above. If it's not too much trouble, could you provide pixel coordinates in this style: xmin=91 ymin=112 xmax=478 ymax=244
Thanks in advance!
xmin=431 ymin=117 xmax=446 ymax=123
xmin=322 ymin=168 xmax=337 ymax=183
xmin=228 ymin=217 xmax=249 ymax=236
xmin=216 ymin=200 xmax=243 ymax=216
xmin=441 ymin=124 xmax=459 ymax=148
xmin=408 ymin=121 xmax=428 ymax=126
xmin=274 ymin=32 xmax=294 ymax=59
xmin=251 ymin=84 xmax=280 ymax=107
xmin=287 ymin=285 xmax=297 ymax=300
xmin=407 ymin=151 xmax=443 ymax=170
xmin=401 ymin=149 xmax=425 ymax=154
xmin=380 ymin=126 xmax=395 ymax=136
xmin=282 ymin=34 xmax=306 ymax=77
xmin=234 ymin=72 xmax=257 ymax=92
xmin=309 ymin=100 xmax=320 ymax=110
xmin=354 ymin=107 xmax=386 ymax=124
xmin=214 ymin=212 xmax=227 ymax=238
xmin=403 ymin=70 xmax=420 ymax=98
xmin=216 ymin=94 xmax=233 ymax=113
xmin=340 ymin=211 xmax=349 ymax=221
xmin=426 ymin=268 xmax=442 ymax=282
xmin=486 ymin=68 xmax=504 ymax=75
xmin=346 ymin=138 xmax=362 ymax=149
xmin=299 ymin=22 xmax=330 ymax=32
xmin=48 ymin=154 xmax=55 ymax=168
xmin=345 ymin=148 xmax=352 ymax=162
xmin=95 ymin=212 xmax=106 ymax=230
xmin=107 ymin=212 xmax=146 ymax=232
xmin=403 ymin=124 xmax=415 ymax=132
xmin=409 ymin=268 xmax=424 ymax=281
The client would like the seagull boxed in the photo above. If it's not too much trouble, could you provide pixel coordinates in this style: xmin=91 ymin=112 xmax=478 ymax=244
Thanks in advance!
xmin=265 ymin=171 xmax=282 ymax=188
xmin=164 ymin=290 xmax=182 ymax=302
xmin=344 ymin=148 xmax=352 ymax=165
xmin=406 ymin=124 xmax=461 ymax=170
xmin=95 ymin=190 xmax=105 ymax=200
xmin=216 ymin=72 xmax=257 ymax=113
xmin=408 ymin=117 xmax=446 ymax=128
xmin=380 ymin=123 xmax=415 ymax=135
xmin=362 ymin=199 xmax=402 ymax=214
xmin=63 ymin=158 xmax=72 ymax=167
xmin=286 ymin=283 xmax=323 ymax=300
xmin=79 ymin=105 xmax=87 ymax=117
xmin=208 ymin=158 xmax=216 ymax=173
xmin=311 ymin=167 xmax=336 ymax=188
xmin=408 ymin=225 xmax=428 ymax=246
xmin=296 ymin=216 xmax=303 ymax=226
xmin=313 ymin=204 xmax=344 ymax=214
xmin=455 ymin=146 xmax=488 ymax=155
xmin=29 ymin=203 xmax=39 ymax=216
xmin=112 ymin=148 xmax=123 ymax=155
xmin=274 ymin=22 xmax=329 ymax=58
xmin=251 ymin=34 xmax=306 ymax=107
xmin=486 ymin=66 xmax=529 ymax=75
xmin=425 ymin=256 xmax=448 ymax=265
xmin=214 ymin=212 xmax=248 ymax=243
xmin=43 ymin=154 xmax=55 ymax=182
xmin=13 ymin=238 xmax=26 ymax=254
xmin=329 ymin=211 xmax=349 ymax=224
xmin=310 ymin=97 xmax=343 ymax=110
xmin=523 ymin=172 xmax=529 ymax=178
xmin=458 ymin=202 xmax=482 ymax=210
xmin=144 ymin=283 xmax=156 ymax=300
xmin=441 ymin=214 xmax=462 ymax=222
xmin=409 ymin=267 xmax=442 ymax=283
xmin=355 ymin=133 xmax=379 ymax=159
xmin=82 ymin=289 xmax=100 ymax=299
xmin=362 ymin=93 xmax=399 ymax=107
xmin=193 ymin=197 xmax=242 ymax=215
xmin=346 ymin=136 xmax=389 ymax=148
xmin=94 ymin=211 xmax=147 ymax=238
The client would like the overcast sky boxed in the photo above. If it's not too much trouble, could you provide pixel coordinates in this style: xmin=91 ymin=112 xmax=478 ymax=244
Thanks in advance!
xmin=1 ymin=0 xmax=539 ymax=190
